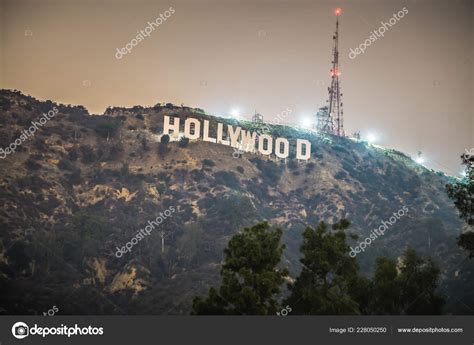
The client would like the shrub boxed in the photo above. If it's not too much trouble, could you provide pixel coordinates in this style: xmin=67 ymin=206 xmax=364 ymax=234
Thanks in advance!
xmin=287 ymin=159 xmax=298 ymax=170
xmin=161 ymin=134 xmax=170 ymax=145
xmin=68 ymin=168 xmax=82 ymax=185
xmin=106 ymin=143 xmax=123 ymax=161
xmin=202 ymin=159 xmax=215 ymax=167
xmin=94 ymin=118 xmax=121 ymax=139
xmin=236 ymin=166 xmax=244 ymax=174
xmin=334 ymin=171 xmax=347 ymax=180
xmin=179 ymin=137 xmax=190 ymax=148
xmin=0 ymin=97 xmax=11 ymax=111
xmin=25 ymin=158 xmax=41 ymax=171
xmin=213 ymin=171 xmax=240 ymax=190
xmin=58 ymin=158 xmax=75 ymax=171
xmin=34 ymin=138 xmax=47 ymax=151
xmin=80 ymin=145 xmax=96 ymax=164
xmin=250 ymin=158 xmax=282 ymax=183
xmin=191 ymin=169 xmax=205 ymax=182
xmin=333 ymin=144 xmax=349 ymax=154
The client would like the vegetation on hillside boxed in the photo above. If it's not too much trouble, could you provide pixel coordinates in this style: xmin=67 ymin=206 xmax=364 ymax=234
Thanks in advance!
xmin=194 ymin=220 xmax=445 ymax=315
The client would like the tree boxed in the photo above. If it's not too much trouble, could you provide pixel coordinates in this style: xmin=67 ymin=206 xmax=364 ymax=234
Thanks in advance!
xmin=192 ymin=222 xmax=288 ymax=315
xmin=94 ymin=118 xmax=121 ymax=141
xmin=72 ymin=211 xmax=108 ymax=241
xmin=160 ymin=134 xmax=170 ymax=145
xmin=369 ymin=257 xmax=400 ymax=314
xmin=366 ymin=249 xmax=444 ymax=315
xmin=446 ymin=152 xmax=474 ymax=258
xmin=396 ymin=248 xmax=444 ymax=314
xmin=283 ymin=219 xmax=361 ymax=315
xmin=158 ymin=134 xmax=170 ymax=156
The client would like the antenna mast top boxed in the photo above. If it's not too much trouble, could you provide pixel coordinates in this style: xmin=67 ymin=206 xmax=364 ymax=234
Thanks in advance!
xmin=316 ymin=8 xmax=345 ymax=137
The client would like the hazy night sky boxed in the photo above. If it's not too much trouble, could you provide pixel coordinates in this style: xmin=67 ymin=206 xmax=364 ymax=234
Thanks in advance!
xmin=0 ymin=0 xmax=472 ymax=174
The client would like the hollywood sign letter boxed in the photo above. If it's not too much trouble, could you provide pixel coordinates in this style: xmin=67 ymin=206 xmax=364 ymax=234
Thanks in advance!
xmin=162 ymin=116 xmax=311 ymax=160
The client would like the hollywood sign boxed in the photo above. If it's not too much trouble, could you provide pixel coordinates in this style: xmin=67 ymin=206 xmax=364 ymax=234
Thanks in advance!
xmin=162 ymin=116 xmax=312 ymax=160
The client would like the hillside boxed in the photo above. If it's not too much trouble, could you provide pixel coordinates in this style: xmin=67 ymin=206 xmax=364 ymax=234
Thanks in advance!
xmin=0 ymin=89 xmax=472 ymax=315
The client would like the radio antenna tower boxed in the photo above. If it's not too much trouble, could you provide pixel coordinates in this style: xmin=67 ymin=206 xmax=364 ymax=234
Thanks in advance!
xmin=316 ymin=8 xmax=345 ymax=136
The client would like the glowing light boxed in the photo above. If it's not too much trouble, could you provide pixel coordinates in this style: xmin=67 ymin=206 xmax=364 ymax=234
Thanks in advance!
xmin=367 ymin=133 xmax=377 ymax=144
xmin=335 ymin=8 xmax=342 ymax=15
xmin=230 ymin=108 xmax=240 ymax=118
xmin=461 ymin=170 xmax=467 ymax=178
xmin=415 ymin=156 xmax=425 ymax=165
xmin=300 ymin=117 xmax=313 ymax=128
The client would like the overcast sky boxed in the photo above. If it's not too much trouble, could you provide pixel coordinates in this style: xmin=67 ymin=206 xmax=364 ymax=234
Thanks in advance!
xmin=1 ymin=0 xmax=472 ymax=175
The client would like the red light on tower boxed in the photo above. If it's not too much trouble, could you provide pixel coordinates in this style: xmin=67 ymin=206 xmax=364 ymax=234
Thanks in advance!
xmin=335 ymin=8 xmax=342 ymax=16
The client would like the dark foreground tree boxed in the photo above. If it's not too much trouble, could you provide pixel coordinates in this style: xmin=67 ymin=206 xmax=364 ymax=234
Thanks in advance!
xmin=369 ymin=257 xmax=399 ymax=314
xmin=192 ymin=222 xmax=288 ymax=315
xmin=283 ymin=219 xmax=361 ymax=315
xmin=446 ymin=152 xmax=474 ymax=258
xmin=397 ymin=248 xmax=445 ymax=314
xmin=370 ymin=249 xmax=444 ymax=315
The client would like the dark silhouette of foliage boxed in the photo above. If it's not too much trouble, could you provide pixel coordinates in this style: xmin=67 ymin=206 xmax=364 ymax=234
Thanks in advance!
xmin=202 ymin=159 xmax=215 ymax=167
xmin=158 ymin=135 xmax=170 ymax=156
xmin=284 ymin=219 xmax=361 ymax=314
xmin=160 ymin=134 xmax=170 ymax=145
xmin=93 ymin=118 xmax=121 ymax=139
xmin=396 ymin=248 xmax=444 ymax=314
xmin=179 ymin=137 xmax=189 ymax=148
xmin=446 ymin=153 xmax=474 ymax=257
xmin=192 ymin=222 xmax=288 ymax=315
xmin=80 ymin=145 xmax=96 ymax=164
xmin=25 ymin=158 xmax=41 ymax=171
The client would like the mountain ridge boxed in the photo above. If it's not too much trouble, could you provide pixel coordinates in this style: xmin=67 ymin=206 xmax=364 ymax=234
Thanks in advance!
xmin=0 ymin=89 xmax=472 ymax=315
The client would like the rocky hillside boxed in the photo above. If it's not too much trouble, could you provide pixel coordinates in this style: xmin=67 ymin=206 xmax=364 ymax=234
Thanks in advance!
xmin=0 ymin=89 xmax=472 ymax=315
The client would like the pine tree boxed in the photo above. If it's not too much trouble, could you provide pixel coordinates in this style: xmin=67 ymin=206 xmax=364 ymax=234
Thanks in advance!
xmin=397 ymin=248 xmax=445 ymax=314
xmin=369 ymin=257 xmax=399 ymax=314
xmin=192 ymin=222 xmax=288 ymax=315
xmin=283 ymin=219 xmax=361 ymax=315
xmin=368 ymin=248 xmax=444 ymax=314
